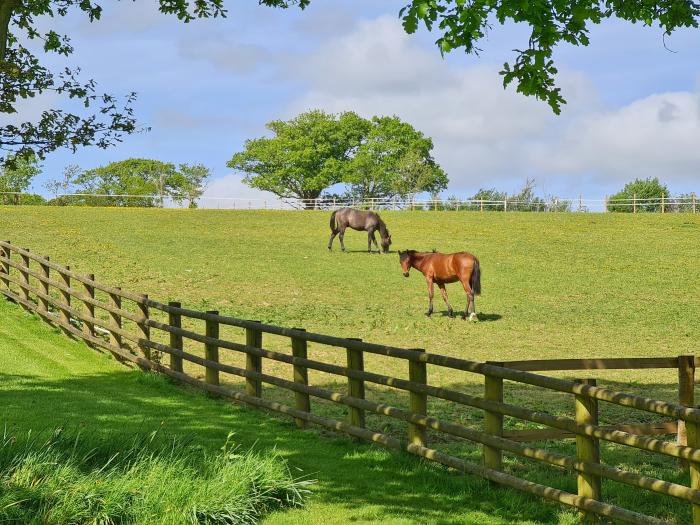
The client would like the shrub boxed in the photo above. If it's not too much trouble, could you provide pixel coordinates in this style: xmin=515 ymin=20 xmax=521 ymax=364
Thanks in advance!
xmin=0 ymin=193 xmax=46 ymax=205
xmin=469 ymin=188 xmax=507 ymax=211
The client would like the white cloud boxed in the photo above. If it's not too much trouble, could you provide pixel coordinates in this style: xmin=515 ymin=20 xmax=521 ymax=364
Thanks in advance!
xmin=287 ymin=15 xmax=700 ymax=196
xmin=178 ymin=37 xmax=273 ymax=74
xmin=539 ymin=92 xmax=700 ymax=187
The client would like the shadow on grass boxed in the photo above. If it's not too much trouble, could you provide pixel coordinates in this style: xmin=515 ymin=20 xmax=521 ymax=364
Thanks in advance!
xmin=433 ymin=312 xmax=502 ymax=321
xmin=1 ymin=369 xmax=587 ymax=525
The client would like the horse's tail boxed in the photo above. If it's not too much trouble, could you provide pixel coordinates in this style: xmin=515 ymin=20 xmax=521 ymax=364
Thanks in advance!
xmin=329 ymin=210 xmax=338 ymax=232
xmin=471 ymin=258 xmax=481 ymax=295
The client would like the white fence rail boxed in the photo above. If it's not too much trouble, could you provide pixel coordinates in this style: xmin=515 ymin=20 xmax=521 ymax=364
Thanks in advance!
xmin=1 ymin=192 xmax=698 ymax=213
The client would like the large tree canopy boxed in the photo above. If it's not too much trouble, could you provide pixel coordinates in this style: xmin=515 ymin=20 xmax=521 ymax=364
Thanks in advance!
xmin=2 ymin=0 xmax=698 ymax=166
xmin=228 ymin=110 xmax=369 ymax=206
xmin=229 ymin=110 xmax=447 ymax=206
xmin=344 ymin=116 xmax=447 ymax=201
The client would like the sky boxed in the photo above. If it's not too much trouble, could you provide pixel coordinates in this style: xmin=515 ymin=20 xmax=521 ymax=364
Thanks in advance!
xmin=20 ymin=1 xmax=700 ymax=205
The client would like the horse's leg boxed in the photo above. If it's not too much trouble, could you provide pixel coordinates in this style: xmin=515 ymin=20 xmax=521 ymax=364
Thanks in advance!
xmin=367 ymin=230 xmax=373 ymax=253
xmin=460 ymin=278 xmax=476 ymax=321
xmin=328 ymin=231 xmax=338 ymax=250
xmin=438 ymin=283 xmax=453 ymax=318
xmin=425 ymin=278 xmax=434 ymax=317
xmin=339 ymin=226 xmax=347 ymax=252
xmin=371 ymin=230 xmax=380 ymax=253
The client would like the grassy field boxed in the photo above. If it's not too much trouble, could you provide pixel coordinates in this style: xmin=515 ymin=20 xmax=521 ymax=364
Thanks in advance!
xmin=1 ymin=207 xmax=699 ymax=523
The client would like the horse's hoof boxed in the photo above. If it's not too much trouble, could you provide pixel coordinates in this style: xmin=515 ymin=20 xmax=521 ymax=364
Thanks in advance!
xmin=469 ymin=313 xmax=478 ymax=322
xmin=425 ymin=312 xmax=432 ymax=317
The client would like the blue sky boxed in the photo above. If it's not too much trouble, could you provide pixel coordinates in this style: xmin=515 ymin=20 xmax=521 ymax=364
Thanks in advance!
xmin=24 ymin=1 xmax=700 ymax=204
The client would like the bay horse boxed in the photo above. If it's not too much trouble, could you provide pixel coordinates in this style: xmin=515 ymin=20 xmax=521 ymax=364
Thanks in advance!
xmin=399 ymin=250 xmax=481 ymax=320
xmin=328 ymin=208 xmax=392 ymax=253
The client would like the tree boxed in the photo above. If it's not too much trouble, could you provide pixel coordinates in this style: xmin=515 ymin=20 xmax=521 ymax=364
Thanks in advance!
xmin=228 ymin=110 xmax=369 ymax=208
xmin=608 ymin=177 xmax=669 ymax=212
xmin=72 ymin=158 xmax=209 ymax=207
xmin=44 ymin=164 xmax=82 ymax=204
xmin=0 ymin=153 xmax=41 ymax=204
xmin=169 ymin=163 xmax=211 ymax=208
xmin=344 ymin=116 xmax=447 ymax=201
xmin=399 ymin=1 xmax=700 ymax=114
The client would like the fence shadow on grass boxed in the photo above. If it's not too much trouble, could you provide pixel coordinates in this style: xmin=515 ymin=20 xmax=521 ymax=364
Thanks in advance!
xmin=1 ymin=370 xmax=580 ymax=525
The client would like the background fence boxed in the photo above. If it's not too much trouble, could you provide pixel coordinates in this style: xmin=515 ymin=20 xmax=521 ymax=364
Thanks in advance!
xmin=1 ymin=192 xmax=698 ymax=212
xmin=1 ymin=240 xmax=700 ymax=524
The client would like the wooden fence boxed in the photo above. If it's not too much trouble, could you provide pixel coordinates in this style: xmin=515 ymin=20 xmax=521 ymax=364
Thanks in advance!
xmin=1 ymin=239 xmax=699 ymax=525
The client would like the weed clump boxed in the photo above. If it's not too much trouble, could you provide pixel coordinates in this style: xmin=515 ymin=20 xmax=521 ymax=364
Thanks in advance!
xmin=0 ymin=428 xmax=312 ymax=524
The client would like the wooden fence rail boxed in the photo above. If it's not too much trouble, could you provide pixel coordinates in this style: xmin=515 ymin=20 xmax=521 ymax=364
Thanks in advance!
xmin=1 ymin=239 xmax=698 ymax=525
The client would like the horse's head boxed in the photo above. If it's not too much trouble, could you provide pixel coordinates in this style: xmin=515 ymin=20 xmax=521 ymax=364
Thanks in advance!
xmin=381 ymin=233 xmax=392 ymax=253
xmin=398 ymin=250 xmax=412 ymax=277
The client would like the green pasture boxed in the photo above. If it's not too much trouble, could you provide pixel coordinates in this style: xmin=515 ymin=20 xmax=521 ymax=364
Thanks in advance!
xmin=1 ymin=207 xmax=699 ymax=523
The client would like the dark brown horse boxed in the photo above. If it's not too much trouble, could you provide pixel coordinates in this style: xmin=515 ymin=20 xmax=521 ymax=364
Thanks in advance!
xmin=328 ymin=208 xmax=392 ymax=253
xmin=399 ymin=250 xmax=481 ymax=320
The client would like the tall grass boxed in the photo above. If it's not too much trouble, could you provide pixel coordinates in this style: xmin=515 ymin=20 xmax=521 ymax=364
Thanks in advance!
xmin=0 ymin=428 xmax=313 ymax=525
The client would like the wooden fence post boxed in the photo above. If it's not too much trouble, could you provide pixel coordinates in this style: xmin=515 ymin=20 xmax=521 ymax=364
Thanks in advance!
xmin=480 ymin=198 xmax=484 ymax=212
xmin=661 ymin=193 xmax=666 ymax=214
xmin=693 ymin=192 xmax=697 ymax=214
xmin=484 ymin=361 xmax=504 ymax=471
xmin=0 ymin=242 xmax=9 ymax=290
xmin=19 ymin=249 xmax=30 ymax=304
xmin=678 ymin=355 xmax=695 ymax=470
xmin=503 ymin=198 xmax=507 ymax=212
xmin=245 ymin=321 xmax=263 ymax=398
xmin=169 ymin=302 xmax=183 ymax=373
xmin=346 ymin=337 xmax=365 ymax=429
xmin=604 ymin=195 xmax=608 ymax=213
xmin=39 ymin=257 xmax=50 ymax=314
xmin=687 ymin=416 xmax=700 ymax=525
xmin=408 ymin=349 xmax=428 ymax=448
xmin=137 ymin=294 xmax=152 ymax=361
xmin=205 ymin=311 xmax=220 ymax=387
xmin=58 ymin=266 xmax=71 ymax=332
xmin=291 ymin=328 xmax=310 ymax=428
xmin=108 ymin=288 xmax=122 ymax=349
xmin=633 ymin=193 xmax=637 ymax=214
xmin=575 ymin=378 xmax=601 ymax=521
xmin=81 ymin=273 xmax=94 ymax=338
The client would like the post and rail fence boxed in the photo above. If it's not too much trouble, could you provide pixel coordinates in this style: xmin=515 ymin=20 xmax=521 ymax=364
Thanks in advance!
xmin=1 ymin=192 xmax=699 ymax=213
xmin=1 ymin=240 xmax=699 ymax=525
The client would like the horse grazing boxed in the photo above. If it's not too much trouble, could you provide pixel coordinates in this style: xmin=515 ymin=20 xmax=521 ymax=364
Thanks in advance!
xmin=328 ymin=208 xmax=392 ymax=253
xmin=399 ymin=250 xmax=481 ymax=320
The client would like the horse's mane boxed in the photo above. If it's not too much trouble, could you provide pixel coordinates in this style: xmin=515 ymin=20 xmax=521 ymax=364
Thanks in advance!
xmin=378 ymin=219 xmax=389 ymax=237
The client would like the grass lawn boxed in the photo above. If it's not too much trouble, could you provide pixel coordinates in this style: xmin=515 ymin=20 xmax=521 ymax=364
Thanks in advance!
xmin=1 ymin=207 xmax=698 ymax=523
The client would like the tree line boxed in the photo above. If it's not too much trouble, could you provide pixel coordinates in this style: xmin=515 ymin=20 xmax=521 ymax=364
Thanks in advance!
xmin=0 ymin=158 xmax=210 ymax=207
xmin=0 ymin=109 xmax=694 ymax=213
